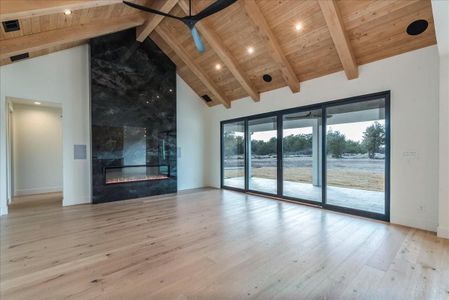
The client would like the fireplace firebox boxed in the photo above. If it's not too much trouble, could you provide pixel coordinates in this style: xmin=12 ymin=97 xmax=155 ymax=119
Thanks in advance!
xmin=104 ymin=165 xmax=170 ymax=185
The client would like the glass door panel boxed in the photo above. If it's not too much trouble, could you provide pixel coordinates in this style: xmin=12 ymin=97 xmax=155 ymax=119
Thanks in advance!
xmin=248 ymin=116 xmax=277 ymax=194
xmin=282 ymin=109 xmax=322 ymax=203
xmin=222 ymin=121 xmax=245 ymax=189
xmin=325 ymin=98 xmax=387 ymax=215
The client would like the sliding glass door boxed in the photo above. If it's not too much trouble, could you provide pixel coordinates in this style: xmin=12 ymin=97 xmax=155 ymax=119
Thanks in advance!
xmin=324 ymin=98 xmax=388 ymax=217
xmin=222 ymin=121 xmax=245 ymax=190
xmin=221 ymin=92 xmax=390 ymax=221
xmin=248 ymin=116 xmax=278 ymax=195
xmin=282 ymin=110 xmax=322 ymax=203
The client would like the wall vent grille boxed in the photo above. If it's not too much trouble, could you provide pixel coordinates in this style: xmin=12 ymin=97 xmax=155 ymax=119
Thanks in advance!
xmin=201 ymin=95 xmax=212 ymax=103
xmin=3 ymin=20 xmax=20 ymax=32
xmin=10 ymin=53 xmax=29 ymax=62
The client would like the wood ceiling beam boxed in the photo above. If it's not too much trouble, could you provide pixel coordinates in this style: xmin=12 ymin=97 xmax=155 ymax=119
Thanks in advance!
xmin=318 ymin=0 xmax=358 ymax=79
xmin=154 ymin=26 xmax=231 ymax=108
xmin=178 ymin=0 xmax=259 ymax=102
xmin=0 ymin=15 xmax=146 ymax=60
xmin=241 ymin=0 xmax=299 ymax=93
xmin=136 ymin=0 xmax=179 ymax=42
xmin=0 ymin=0 xmax=122 ymax=22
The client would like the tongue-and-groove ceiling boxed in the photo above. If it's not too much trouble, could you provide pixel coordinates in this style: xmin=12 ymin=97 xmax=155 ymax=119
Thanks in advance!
xmin=0 ymin=0 xmax=437 ymax=108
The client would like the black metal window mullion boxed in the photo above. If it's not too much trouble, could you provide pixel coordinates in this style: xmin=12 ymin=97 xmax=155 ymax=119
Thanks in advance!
xmin=244 ymin=119 xmax=249 ymax=191
xmin=277 ymin=113 xmax=283 ymax=197
xmin=321 ymin=106 xmax=327 ymax=206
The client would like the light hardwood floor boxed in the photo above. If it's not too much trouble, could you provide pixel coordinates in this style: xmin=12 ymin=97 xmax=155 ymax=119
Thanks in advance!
xmin=1 ymin=189 xmax=448 ymax=299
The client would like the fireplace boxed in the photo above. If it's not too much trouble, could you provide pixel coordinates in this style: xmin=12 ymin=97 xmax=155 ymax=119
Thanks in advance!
xmin=91 ymin=29 xmax=176 ymax=204
xmin=104 ymin=165 xmax=170 ymax=185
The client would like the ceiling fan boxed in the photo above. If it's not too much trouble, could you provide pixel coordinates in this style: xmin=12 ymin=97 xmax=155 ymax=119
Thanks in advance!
xmin=123 ymin=0 xmax=237 ymax=53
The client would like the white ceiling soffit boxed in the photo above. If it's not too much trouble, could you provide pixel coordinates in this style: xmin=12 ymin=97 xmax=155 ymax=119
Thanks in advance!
xmin=431 ymin=0 xmax=449 ymax=56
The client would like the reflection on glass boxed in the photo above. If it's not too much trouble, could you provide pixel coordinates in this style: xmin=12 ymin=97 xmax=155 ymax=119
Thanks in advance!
xmin=123 ymin=126 xmax=147 ymax=165
xmin=248 ymin=116 xmax=277 ymax=194
xmin=326 ymin=98 xmax=386 ymax=214
xmin=283 ymin=110 xmax=322 ymax=202
xmin=223 ymin=121 xmax=245 ymax=189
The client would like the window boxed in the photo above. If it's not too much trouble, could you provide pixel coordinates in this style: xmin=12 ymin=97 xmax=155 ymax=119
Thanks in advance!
xmin=248 ymin=116 xmax=278 ymax=195
xmin=325 ymin=98 xmax=387 ymax=215
xmin=222 ymin=121 xmax=245 ymax=190
xmin=283 ymin=109 xmax=322 ymax=203
xmin=221 ymin=91 xmax=390 ymax=221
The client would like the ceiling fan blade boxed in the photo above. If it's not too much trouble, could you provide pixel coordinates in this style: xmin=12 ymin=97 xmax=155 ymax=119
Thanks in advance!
xmin=191 ymin=27 xmax=205 ymax=53
xmin=123 ymin=1 xmax=182 ymax=20
xmin=191 ymin=0 xmax=237 ymax=22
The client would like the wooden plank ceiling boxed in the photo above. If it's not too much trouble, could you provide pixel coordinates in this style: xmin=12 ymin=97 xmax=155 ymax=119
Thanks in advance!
xmin=0 ymin=0 xmax=437 ymax=107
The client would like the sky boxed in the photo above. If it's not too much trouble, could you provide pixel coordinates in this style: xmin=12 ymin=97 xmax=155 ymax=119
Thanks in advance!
xmin=250 ymin=120 xmax=385 ymax=142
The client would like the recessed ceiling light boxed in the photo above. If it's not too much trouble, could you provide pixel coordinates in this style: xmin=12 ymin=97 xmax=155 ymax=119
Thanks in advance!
xmin=34 ymin=101 xmax=41 ymax=105
xmin=247 ymin=46 xmax=254 ymax=54
xmin=295 ymin=22 xmax=303 ymax=32
xmin=215 ymin=63 xmax=222 ymax=70
xmin=64 ymin=9 xmax=72 ymax=15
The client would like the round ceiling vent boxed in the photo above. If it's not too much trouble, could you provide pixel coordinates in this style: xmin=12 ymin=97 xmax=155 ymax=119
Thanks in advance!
xmin=406 ymin=19 xmax=428 ymax=36
xmin=262 ymin=74 xmax=272 ymax=82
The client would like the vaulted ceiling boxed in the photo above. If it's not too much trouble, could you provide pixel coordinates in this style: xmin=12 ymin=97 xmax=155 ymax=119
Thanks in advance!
xmin=0 ymin=0 xmax=437 ymax=108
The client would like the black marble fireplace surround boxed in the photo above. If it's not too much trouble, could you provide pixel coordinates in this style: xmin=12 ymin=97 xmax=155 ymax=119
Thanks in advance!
xmin=91 ymin=29 xmax=177 ymax=204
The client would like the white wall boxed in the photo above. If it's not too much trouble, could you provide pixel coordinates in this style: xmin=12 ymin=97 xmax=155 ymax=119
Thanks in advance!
xmin=0 ymin=45 xmax=91 ymax=214
xmin=12 ymin=104 xmax=63 ymax=196
xmin=176 ymin=75 xmax=208 ymax=190
xmin=432 ymin=0 xmax=449 ymax=240
xmin=438 ymin=55 xmax=449 ymax=238
xmin=205 ymin=45 xmax=440 ymax=232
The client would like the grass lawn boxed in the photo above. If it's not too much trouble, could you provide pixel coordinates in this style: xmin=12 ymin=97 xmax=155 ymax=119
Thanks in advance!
xmin=224 ymin=167 xmax=384 ymax=192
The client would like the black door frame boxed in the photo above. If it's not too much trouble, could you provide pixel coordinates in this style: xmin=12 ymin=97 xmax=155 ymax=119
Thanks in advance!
xmin=220 ymin=91 xmax=391 ymax=222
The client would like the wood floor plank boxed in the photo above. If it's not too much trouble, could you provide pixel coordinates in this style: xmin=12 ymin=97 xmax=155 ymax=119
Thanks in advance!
xmin=1 ymin=189 xmax=448 ymax=299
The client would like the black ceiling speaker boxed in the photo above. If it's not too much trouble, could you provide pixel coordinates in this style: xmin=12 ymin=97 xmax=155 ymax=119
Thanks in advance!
xmin=262 ymin=74 xmax=272 ymax=83
xmin=123 ymin=0 xmax=237 ymax=53
xmin=406 ymin=19 xmax=428 ymax=36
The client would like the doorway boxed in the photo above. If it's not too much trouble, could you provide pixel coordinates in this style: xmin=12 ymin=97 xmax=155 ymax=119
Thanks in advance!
xmin=6 ymin=98 xmax=63 ymax=211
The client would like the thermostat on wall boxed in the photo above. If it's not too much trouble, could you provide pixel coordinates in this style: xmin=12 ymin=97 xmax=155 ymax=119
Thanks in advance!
xmin=74 ymin=144 xmax=87 ymax=160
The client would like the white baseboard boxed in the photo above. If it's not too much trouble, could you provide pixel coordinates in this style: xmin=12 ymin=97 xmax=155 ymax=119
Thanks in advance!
xmin=14 ymin=186 xmax=62 ymax=196
xmin=437 ymin=226 xmax=449 ymax=239
xmin=63 ymin=196 xmax=91 ymax=206
xmin=0 ymin=205 xmax=8 ymax=216
xmin=391 ymin=215 xmax=438 ymax=232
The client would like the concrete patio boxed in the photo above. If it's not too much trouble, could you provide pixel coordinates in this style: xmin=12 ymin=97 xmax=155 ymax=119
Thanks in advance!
xmin=224 ymin=177 xmax=385 ymax=214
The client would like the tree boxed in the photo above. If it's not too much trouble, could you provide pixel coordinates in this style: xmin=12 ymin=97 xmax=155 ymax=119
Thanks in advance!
xmin=344 ymin=140 xmax=364 ymax=154
xmin=251 ymin=137 xmax=276 ymax=156
xmin=327 ymin=130 xmax=346 ymax=158
xmin=223 ymin=132 xmax=244 ymax=157
xmin=362 ymin=122 xmax=385 ymax=159
xmin=282 ymin=134 xmax=312 ymax=155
